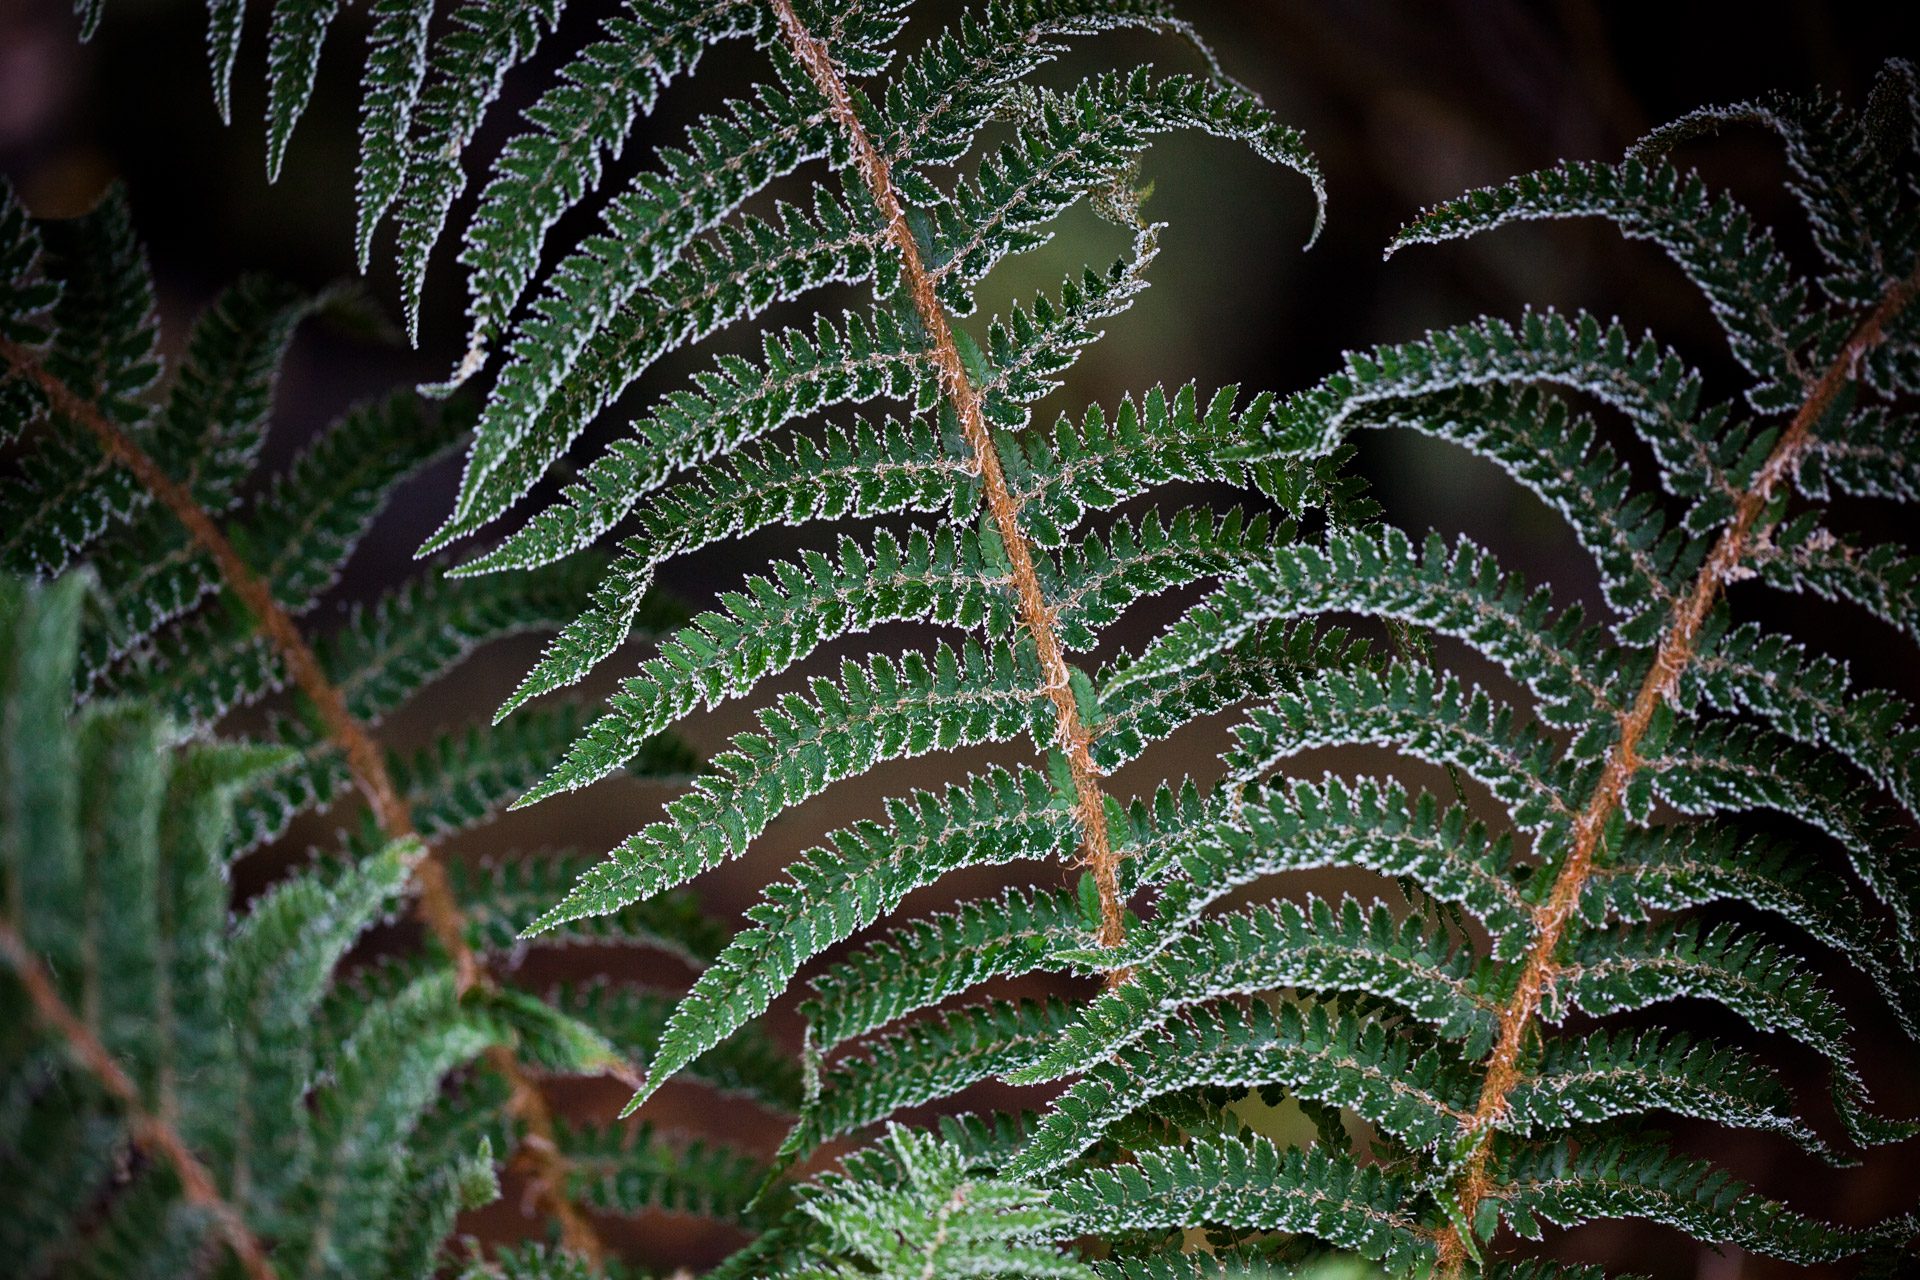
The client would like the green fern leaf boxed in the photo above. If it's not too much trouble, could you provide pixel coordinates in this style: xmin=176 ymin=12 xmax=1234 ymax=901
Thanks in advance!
xmin=451 ymin=859 xmax=727 ymax=966
xmin=801 ymin=884 xmax=1085 ymax=1052
xmin=640 ymin=766 xmax=1077 ymax=1111
xmin=454 ymin=0 xmax=766 ymax=347
xmin=513 ymin=526 xmax=1007 ymax=803
xmin=1011 ymin=999 xmax=1477 ymax=1178
xmin=560 ymin=1120 xmax=766 ymax=1222
xmin=1751 ymin=515 xmax=1919 ymax=645
xmin=354 ymin=0 xmax=435 ymax=270
xmin=525 ymin=642 xmax=1050 ymax=940
xmin=1556 ymin=920 xmax=1912 ymax=1147
xmin=264 ymin=0 xmax=343 ymax=182
xmin=389 ymin=0 xmax=566 ymax=335
xmin=1135 ymin=776 xmax=1531 ymax=969
xmin=1486 ymin=1137 xmax=1901 ymax=1264
xmin=1051 ymin=1137 xmax=1431 ymax=1272
xmin=1504 ymin=1029 xmax=1835 ymax=1161
xmin=1015 ymin=896 xmax=1502 ymax=1085
xmin=286 ymin=968 xmax=503 ymax=1278
xmin=552 ymin=979 xmax=803 ymax=1112
xmin=1390 ymin=158 xmax=1815 ymax=410
xmin=222 ymin=839 xmax=415 ymax=1221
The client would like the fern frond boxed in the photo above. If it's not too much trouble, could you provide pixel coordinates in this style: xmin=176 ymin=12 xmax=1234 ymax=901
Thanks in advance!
xmin=381 ymin=1140 xmax=500 ymax=1280
xmin=1686 ymin=618 xmax=1920 ymax=823
xmin=0 ymin=180 xmax=59 ymax=357
xmin=1051 ymin=1137 xmax=1431 ymax=1272
xmin=466 ymin=983 xmax=628 ymax=1077
xmin=159 ymin=275 xmax=319 ymax=511
xmin=1795 ymin=405 xmax=1920 ymax=501
xmin=354 ymin=0 xmax=436 ymax=269
xmin=452 ymin=0 xmax=766 ymax=341
xmin=1578 ymin=821 xmax=1918 ymax=1030
xmin=389 ymin=0 xmax=567 ymax=333
xmin=1326 ymin=386 xmax=1688 ymax=636
xmin=1267 ymin=310 xmax=1728 ymax=508
xmin=1750 ymin=515 xmax=1920 ymax=645
xmin=551 ymin=979 xmax=804 ymax=1112
xmin=323 ymin=557 xmax=672 ymax=724
xmin=71 ymin=702 xmax=169 ymax=1080
xmin=1645 ymin=716 xmax=1919 ymax=949
xmin=73 ymin=393 xmax=458 ymax=703
xmin=1631 ymin=65 xmax=1918 ymax=309
xmin=447 ymin=47 xmax=841 ymax=459
xmin=1555 ymin=920 xmax=1911 ymax=1146
xmin=431 ymin=44 xmax=1310 ymax=551
xmin=1390 ymin=158 xmax=1817 ymax=410
xmin=515 ymin=526 xmax=1007 ymax=802
xmin=286 ymin=967 xmax=503 ymax=1278
xmin=1114 ymin=527 xmax=1623 ymax=735
xmin=36 ymin=187 xmax=159 ymax=428
xmin=396 ymin=705 xmax=643 ymax=839
xmin=264 ymin=0 xmax=343 ymax=181
xmin=1048 ymin=506 xmax=1279 ymax=648
xmin=1093 ymin=619 xmax=1374 ymax=772
xmin=0 ymin=192 xmax=159 ymax=575
xmin=246 ymin=392 xmax=464 ymax=608
xmin=526 ymin=641 xmax=1049 ymax=938
xmin=634 ymin=765 xmax=1076 ymax=1111
xmin=1016 ymin=896 xmax=1501 ymax=1085
xmin=1504 ymin=1030 xmax=1835 ymax=1162
xmin=221 ymin=839 xmax=414 ymax=1220
xmin=1012 ymin=1000 xmax=1477 ymax=1178
xmin=488 ymin=242 xmax=1158 ymax=709
xmin=1221 ymin=663 xmax=1581 ymax=830
xmin=802 ymin=884 xmax=1085 ymax=1051
xmin=420 ymin=187 xmax=890 ymax=551
xmin=1137 ymin=776 xmax=1531 ymax=967
xmin=63 ymin=1166 xmax=221 ymax=1280
xmin=560 ymin=1120 xmax=766 ymax=1222
xmin=94 ymin=397 xmax=463 ymax=730
xmin=1485 ymin=1137 xmax=1898 ymax=1264
xmin=798 ymin=1123 xmax=1093 ymax=1280
xmin=451 ymin=318 xmax=939 ymax=577
xmin=223 ymin=717 xmax=351 ymax=857
xmin=5 ymin=274 xmax=315 ymax=580
xmin=452 ymin=859 xmax=727 ymax=965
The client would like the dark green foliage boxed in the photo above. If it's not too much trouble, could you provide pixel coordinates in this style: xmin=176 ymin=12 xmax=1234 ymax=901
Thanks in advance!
xmin=20 ymin=0 xmax=1920 ymax=1275
xmin=0 ymin=171 xmax=734 ymax=1277
xmin=0 ymin=576 xmax=510 ymax=1280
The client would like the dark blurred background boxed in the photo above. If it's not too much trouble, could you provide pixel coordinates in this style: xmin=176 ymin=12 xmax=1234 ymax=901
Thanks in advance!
xmin=2 ymin=1 xmax=1916 ymax=1275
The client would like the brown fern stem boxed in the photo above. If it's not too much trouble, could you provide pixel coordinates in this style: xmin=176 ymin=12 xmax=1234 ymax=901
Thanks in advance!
xmin=1433 ymin=263 xmax=1920 ymax=1276
xmin=770 ymin=0 xmax=1128 ymax=965
xmin=0 ymin=338 xmax=608 ymax=1265
xmin=0 ymin=920 xmax=280 ymax=1280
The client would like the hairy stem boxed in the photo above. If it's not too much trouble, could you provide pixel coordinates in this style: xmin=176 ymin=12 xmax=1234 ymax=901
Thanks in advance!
xmin=0 ymin=920 xmax=279 ymax=1280
xmin=769 ymin=0 xmax=1128 ymax=961
xmin=0 ymin=338 xmax=609 ymax=1265
xmin=1434 ymin=263 xmax=1920 ymax=1275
